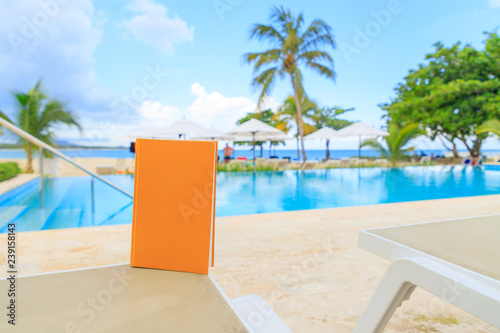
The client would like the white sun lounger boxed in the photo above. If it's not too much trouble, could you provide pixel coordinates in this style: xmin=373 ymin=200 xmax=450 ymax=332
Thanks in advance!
xmin=354 ymin=214 xmax=500 ymax=332
xmin=301 ymin=160 xmax=318 ymax=170
xmin=0 ymin=264 xmax=292 ymax=333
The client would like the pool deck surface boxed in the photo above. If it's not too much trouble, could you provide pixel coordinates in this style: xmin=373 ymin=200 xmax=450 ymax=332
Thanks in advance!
xmin=1 ymin=195 xmax=500 ymax=332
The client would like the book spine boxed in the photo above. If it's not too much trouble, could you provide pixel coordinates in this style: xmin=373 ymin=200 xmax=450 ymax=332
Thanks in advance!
xmin=211 ymin=141 xmax=218 ymax=268
xmin=130 ymin=139 xmax=141 ymax=266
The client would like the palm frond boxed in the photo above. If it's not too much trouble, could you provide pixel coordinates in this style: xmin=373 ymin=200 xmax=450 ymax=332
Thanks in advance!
xmin=361 ymin=138 xmax=389 ymax=157
xmin=243 ymin=49 xmax=282 ymax=72
xmin=251 ymin=67 xmax=279 ymax=108
xmin=477 ymin=119 xmax=500 ymax=137
xmin=300 ymin=20 xmax=334 ymax=49
xmin=304 ymin=61 xmax=336 ymax=80
xmin=249 ymin=24 xmax=284 ymax=44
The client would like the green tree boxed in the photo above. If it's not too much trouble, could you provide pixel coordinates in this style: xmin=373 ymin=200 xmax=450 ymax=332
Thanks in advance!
xmin=361 ymin=123 xmax=423 ymax=167
xmin=477 ymin=119 xmax=500 ymax=138
xmin=382 ymin=32 xmax=500 ymax=157
xmin=244 ymin=6 xmax=336 ymax=162
xmin=1 ymin=80 xmax=81 ymax=172
xmin=310 ymin=106 xmax=353 ymax=159
xmin=274 ymin=95 xmax=318 ymax=160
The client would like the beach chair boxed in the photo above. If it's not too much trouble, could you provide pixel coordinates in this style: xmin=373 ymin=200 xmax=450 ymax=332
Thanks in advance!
xmin=0 ymin=264 xmax=292 ymax=332
xmin=324 ymin=159 xmax=340 ymax=168
xmin=301 ymin=160 xmax=318 ymax=170
xmin=355 ymin=159 xmax=369 ymax=166
xmin=277 ymin=159 xmax=289 ymax=169
xmin=255 ymin=157 xmax=267 ymax=167
xmin=339 ymin=158 xmax=350 ymax=167
xmin=348 ymin=158 xmax=359 ymax=166
xmin=373 ymin=159 xmax=388 ymax=166
xmin=355 ymin=214 xmax=500 ymax=332
xmin=266 ymin=159 xmax=279 ymax=169
xmin=96 ymin=165 xmax=114 ymax=175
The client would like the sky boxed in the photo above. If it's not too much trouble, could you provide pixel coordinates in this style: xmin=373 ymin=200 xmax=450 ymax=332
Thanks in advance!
xmin=0 ymin=0 xmax=499 ymax=150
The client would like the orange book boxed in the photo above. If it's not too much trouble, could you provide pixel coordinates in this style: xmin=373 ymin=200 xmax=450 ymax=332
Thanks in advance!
xmin=130 ymin=139 xmax=218 ymax=274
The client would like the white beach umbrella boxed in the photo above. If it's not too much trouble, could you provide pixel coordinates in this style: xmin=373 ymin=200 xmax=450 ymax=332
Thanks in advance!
xmin=227 ymin=118 xmax=286 ymax=160
xmin=149 ymin=118 xmax=210 ymax=140
xmin=194 ymin=128 xmax=234 ymax=141
xmin=304 ymin=127 xmax=339 ymax=160
xmin=304 ymin=127 xmax=338 ymax=140
xmin=336 ymin=122 xmax=389 ymax=158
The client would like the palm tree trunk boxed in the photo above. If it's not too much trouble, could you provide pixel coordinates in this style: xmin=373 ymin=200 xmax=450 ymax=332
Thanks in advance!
xmin=296 ymin=137 xmax=299 ymax=160
xmin=290 ymin=75 xmax=307 ymax=162
xmin=25 ymin=142 xmax=34 ymax=173
xmin=326 ymin=139 xmax=330 ymax=160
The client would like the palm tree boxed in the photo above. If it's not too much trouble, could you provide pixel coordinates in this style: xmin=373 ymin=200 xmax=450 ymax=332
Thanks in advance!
xmin=0 ymin=114 xmax=4 ymax=136
xmin=361 ymin=123 xmax=422 ymax=167
xmin=1 ymin=80 xmax=80 ymax=172
xmin=311 ymin=106 xmax=353 ymax=159
xmin=477 ymin=119 xmax=500 ymax=137
xmin=244 ymin=6 xmax=336 ymax=162
xmin=275 ymin=95 xmax=317 ymax=160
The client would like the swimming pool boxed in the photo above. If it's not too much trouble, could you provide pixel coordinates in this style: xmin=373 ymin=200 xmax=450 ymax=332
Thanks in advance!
xmin=1 ymin=166 xmax=499 ymax=232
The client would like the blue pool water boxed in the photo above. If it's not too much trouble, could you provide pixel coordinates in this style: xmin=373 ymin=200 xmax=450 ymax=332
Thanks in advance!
xmin=0 ymin=166 xmax=499 ymax=232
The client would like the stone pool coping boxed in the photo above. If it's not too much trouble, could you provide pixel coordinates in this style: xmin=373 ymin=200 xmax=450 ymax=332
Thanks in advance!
xmin=0 ymin=174 xmax=38 ymax=196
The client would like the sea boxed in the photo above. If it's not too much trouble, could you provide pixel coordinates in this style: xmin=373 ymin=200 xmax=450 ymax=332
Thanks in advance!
xmin=1 ymin=148 xmax=499 ymax=161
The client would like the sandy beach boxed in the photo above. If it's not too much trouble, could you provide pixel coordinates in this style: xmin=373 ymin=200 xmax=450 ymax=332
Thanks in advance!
xmin=1 ymin=194 xmax=499 ymax=332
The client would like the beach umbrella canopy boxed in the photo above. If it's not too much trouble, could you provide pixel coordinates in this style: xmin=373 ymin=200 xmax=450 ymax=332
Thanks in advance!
xmin=227 ymin=118 xmax=286 ymax=160
xmin=148 ymin=119 xmax=210 ymax=140
xmin=194 ymin=128 xmax=234 ymax=141
xmin=232 ymin=132 xmax=292 ymax=142
xmin=336 ymin=122 xmax=389 ymax=157
xmin=304 ymin=127 xmax=338 ymax=140
xmin=304 ymin=127 xmax=339 ymax=160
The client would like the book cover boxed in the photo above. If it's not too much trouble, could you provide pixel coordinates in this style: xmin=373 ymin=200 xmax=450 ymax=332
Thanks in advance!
xmin=130 ymin=139 xmax=218 ymax=275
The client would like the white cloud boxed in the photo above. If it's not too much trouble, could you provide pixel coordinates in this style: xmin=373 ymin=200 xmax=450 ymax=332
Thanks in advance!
xmin=187 ymin=83 xmax=257 ymax=130
xmin=0 ymin=0 xmax=112 ymax=115
xmin=123 ymin=82 xmax=258 ymax=138
xmin=138 ymin=101 xmax=181 ymax=124
xmin=490 ymin=0 xmax=500 ymax=7
xmin=124 ymin=0 xmax=194 ymax=55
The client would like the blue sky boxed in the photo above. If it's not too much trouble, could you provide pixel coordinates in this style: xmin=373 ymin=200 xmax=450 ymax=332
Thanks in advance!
xmin=0 ymin=0 xmax=499 ymax=150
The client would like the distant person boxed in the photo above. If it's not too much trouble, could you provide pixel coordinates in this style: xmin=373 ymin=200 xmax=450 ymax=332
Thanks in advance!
xmin=223 ymin=143 xmax=235 ymax=163
xmin=430 ymin=153 xmax=435 ymax=161
xmin=412 ymin=151 xmax=420 ymax=162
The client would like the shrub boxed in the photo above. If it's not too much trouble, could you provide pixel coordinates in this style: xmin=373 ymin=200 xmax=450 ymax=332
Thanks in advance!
xmin=217 ymin=162 xmax=279 ymax=172
xmin=0 ymin=162 xmax=21 ymax=182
